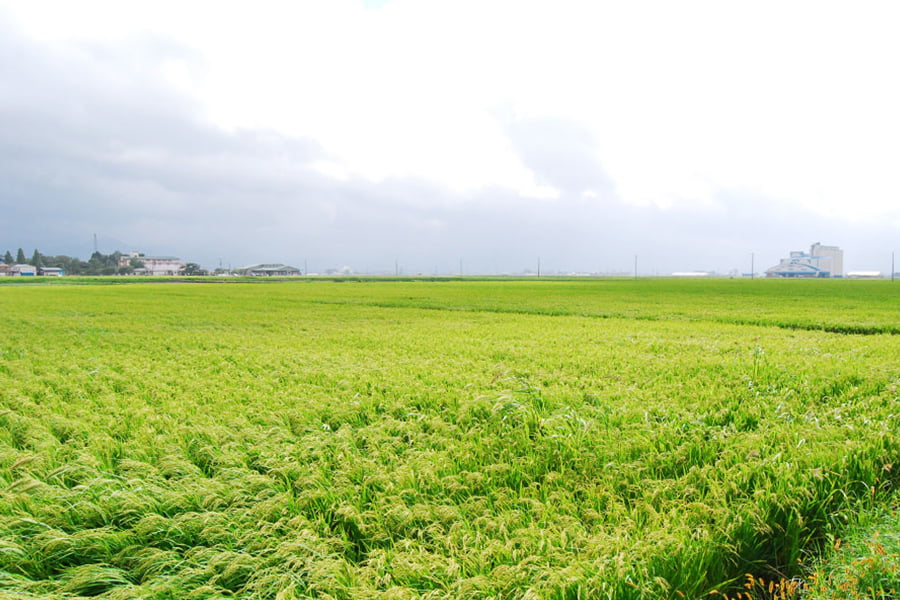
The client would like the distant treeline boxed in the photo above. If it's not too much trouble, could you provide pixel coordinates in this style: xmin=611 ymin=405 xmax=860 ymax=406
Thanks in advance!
xmin=2 ymin=248 xmax=144 ymax=276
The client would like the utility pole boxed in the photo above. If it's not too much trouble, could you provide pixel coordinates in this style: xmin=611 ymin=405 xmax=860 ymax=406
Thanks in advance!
xmin=395 ymin=258 xmax=399 ymax=277
xmin=304 ymin=259 xmax=308 ymax=276
xmin=634 ymin=255 xmax=638 ymax=279
xmin=459 ymin=258 xmax=463 ymax=277
xmin=537 ymin=257 xmax=541 ymax=278
xmin=892 ymin=252 xmax=895 ymax=282
xmin=751 ymin=253 xmax=755 ymax=279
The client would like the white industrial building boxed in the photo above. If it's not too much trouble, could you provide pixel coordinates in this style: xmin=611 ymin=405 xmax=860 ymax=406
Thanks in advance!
xmin=766 ymin=243 xmax=844 ymax=278
xmin=118 ymin=252 xmax=185 ymax=276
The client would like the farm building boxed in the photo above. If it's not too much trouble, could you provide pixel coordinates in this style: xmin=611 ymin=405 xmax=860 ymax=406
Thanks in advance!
xmin=9 ymin=264 xmax=37 ymax=276
xmin=236 ymin=264 xmax=303 ymax=277
xmin=39 ymin=267 xmax=65 ymax=277
xmin=766 ymin=242 xmax=843 ymax=278
xmin=0 ymin=263 xmax=10 ymax=276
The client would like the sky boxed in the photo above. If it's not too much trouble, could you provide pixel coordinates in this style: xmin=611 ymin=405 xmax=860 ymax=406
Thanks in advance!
xmin=1 ymin=0 xmax=899 ymax=274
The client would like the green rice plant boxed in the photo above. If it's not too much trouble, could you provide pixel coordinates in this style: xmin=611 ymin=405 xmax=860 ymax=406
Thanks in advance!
xmin=1 ymin=279 xmax=899 ymax=598
xmin=59 ymin=563 xmax=134 ymax=595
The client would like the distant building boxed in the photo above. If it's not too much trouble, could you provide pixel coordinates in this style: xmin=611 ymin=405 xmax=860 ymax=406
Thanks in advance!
xmin=847 ymin=271 xmax=883 ymax=279
xmin=810 ymin=242 xmax=843 ymax=276
xmin=0 ymin=263 xmax=10 ymax=277
xmin=236 ymin=264 xmax=303 ymax=277
xmin=10 ymin=264 xmax=37 ymax=276
xmin=766 ymin=243 xmax=844 ymax=278
xmin=118 ymin=252 xmax=185 ymax=276
xmin=39 ymin=267 xmax=65 ymax=277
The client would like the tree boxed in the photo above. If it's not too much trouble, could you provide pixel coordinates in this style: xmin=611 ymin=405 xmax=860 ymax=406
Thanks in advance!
xmin=3 ymin=251 xmax=12 ymax=264
xmin=31 ymin=249 xmax=43 ymax=268
xmin=183 ymin=262 xmax=206 ymax=276
xmin=16 ymin=248 xmax=26 ymax=264
xmin=84 ymin=252 xmax=101 ymax=275
xmin=121 ymin=256 xmax=145 ymax=275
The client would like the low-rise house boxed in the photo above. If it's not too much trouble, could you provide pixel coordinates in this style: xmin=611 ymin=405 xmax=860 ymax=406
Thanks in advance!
xmin=0 ymin=263 xmax=10 ymax=277
xmin=39 ymin=267 xmax=65 ymax=277
xmin=236 ymin=264 xmax=303 ymax=277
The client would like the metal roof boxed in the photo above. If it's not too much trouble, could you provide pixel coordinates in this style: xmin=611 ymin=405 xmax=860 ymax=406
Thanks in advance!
xmin=238 ymin=264 xmax=301 ymax=272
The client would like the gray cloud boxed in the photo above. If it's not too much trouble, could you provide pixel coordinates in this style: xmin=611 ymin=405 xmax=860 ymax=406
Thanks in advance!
xmin=503 ymin=114 xmax=616 ymax=198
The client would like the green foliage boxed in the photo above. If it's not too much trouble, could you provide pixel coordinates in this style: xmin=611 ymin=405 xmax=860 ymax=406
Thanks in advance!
xmin=183 ymin=262 xmax=205 ymax=276
xmin=801 ymin=508 xmax=900 ymax=599
xmin=0 ymin=279 xmax=899 ymax=598
xmin=3 ymin=249 xmax=139 ymax=276
xmin=87 ymin=250 xmax=125 ymax=276
xmin=127 ymin=257 xmax=146 ymax=273
xmin=39 ymin=254 xmax=87 ymax=276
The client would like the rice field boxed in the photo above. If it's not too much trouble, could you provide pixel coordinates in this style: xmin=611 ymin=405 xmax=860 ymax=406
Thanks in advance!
xmin=1 ymin=278 xmax=899 ymax=599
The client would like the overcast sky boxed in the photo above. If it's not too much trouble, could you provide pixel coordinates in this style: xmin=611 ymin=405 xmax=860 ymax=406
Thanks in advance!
xmin=1 ymin=1 xmax=898 ymax=274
